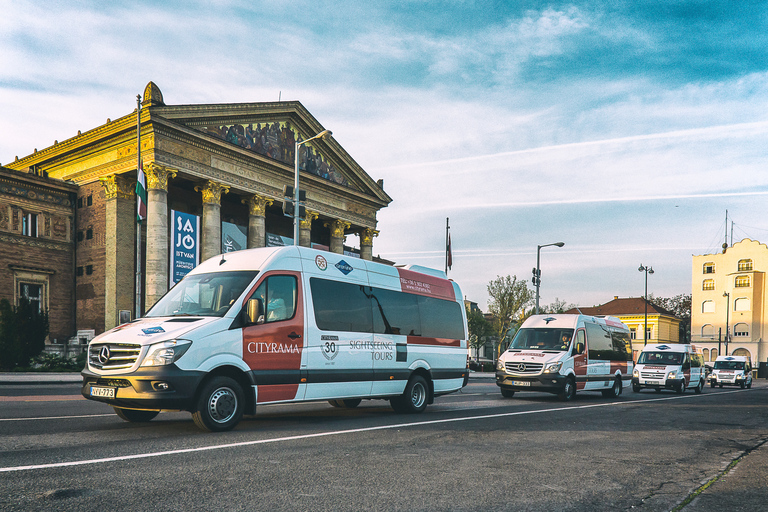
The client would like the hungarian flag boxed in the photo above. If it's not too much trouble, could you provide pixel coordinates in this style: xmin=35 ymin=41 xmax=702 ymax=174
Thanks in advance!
xmin=136 ymin=161 xmax=147 ymax=221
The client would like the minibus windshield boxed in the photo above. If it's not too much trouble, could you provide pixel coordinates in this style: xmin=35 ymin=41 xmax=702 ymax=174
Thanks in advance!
xmin=637 ymin=351 xmax=683 ymax=365
xmin=714 ymin=360 xmax=745 ymax=370
xmin=510 ymin=328 xmax=574 ymax=351
xmin=145 ymin=271 xmax=258 ymax=318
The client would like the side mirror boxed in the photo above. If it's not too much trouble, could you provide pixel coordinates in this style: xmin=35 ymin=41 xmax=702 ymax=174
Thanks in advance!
xmin=573 ymin=342 xmax=584 ymax=355
xmin=244 ymin=298 xmax=264 ymax=326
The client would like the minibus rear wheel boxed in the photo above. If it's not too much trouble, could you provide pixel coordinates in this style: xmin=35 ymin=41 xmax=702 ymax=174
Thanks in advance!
xmin=390 ymin=375 xmax=428 ymax=414
xmin=113 ymin=407 xmax=159 ymax=423
xmin=192 ymin=376 xmax=245 ymax=432
xmin=602 ymin=377 xmax=622 ymax=398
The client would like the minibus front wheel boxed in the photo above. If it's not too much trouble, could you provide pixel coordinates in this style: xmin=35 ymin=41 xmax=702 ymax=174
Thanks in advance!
xmin=391 ymin=375 xmax=428 ymax=414
xmin=192 ymin=376 xmax=245 ymax=432
xmin=558 ymin=377 xmax=576 ymax=402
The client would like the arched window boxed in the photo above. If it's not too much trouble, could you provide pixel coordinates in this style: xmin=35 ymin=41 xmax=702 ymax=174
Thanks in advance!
xmin=738 ymin=259 xmax=753 ymax=271
xmin=702 ymin=300 xmax=715 ymax=313
xmin=734 ymin=298 xmax=750 ymax=311
xmin=702 ymin=324 xmax=715 ymax=337
xmin=702 ymin=279 xmax=715 ymax=291
xmin=710 ymin=349 xmax=718 ymax=361
xmin=733 ymin=323 xmax=749 ymax=337
xmin=732 ymin=348 xmax=751 ymax=359
xmin=703 ymin=262 xmax=715 ymax=274
xmin=735 ymin=275 xmax=750 ymax=288
xmin=703 ymin=348 xmax=709 ymax=361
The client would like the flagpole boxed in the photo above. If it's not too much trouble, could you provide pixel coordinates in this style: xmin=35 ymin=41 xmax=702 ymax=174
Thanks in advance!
xmin=445 ymin=217 xmax=449 ymax=275
xmin=135 ymin=94 xmax=142 ymax=320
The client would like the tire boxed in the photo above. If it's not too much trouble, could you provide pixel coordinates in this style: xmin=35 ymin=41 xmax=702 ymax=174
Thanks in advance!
xmin=192 ymin=376 xmax=244 ymax=432
xmin=632 ymin=382 xmax=641 ymax=393
xmin=500 ymin=387 xmax=515 ymax=398
xmin=655 ymin=388 xmax=661 ymax=393
xmin=329 ymin=398 xmax=362 ymax=409
xmin=740 ymin=381 xmax=745 ymax=389
xmin=391 ymin=375 xmax=429 ymax=414
xmin=602 ymin=378 xmax=621 ymax=398
xmin=676 ymin=381 xmax=686 ymax=394
xmin=558 ymin=377 xmax=576 ymax=402
xmin=710 ymin=382 xmax=716 ymax=388
xmin=113 ymin=407 xmax=159 ymax=423
xmin=719 ymin=383 xmax=723 ymax=388
xmin=694 ymin=380 xmax=703 ymax=394
xmin=747 ymin=380 xmax=752 ymax=389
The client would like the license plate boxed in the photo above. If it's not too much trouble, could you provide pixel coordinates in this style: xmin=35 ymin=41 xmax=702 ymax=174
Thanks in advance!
xmin=90 ymin=386 xmax=116 ymax=398
xmin=645 ymin=381 xmax=661 ymax=386
xmin=510 ymin=380 xmax=531 ymax=387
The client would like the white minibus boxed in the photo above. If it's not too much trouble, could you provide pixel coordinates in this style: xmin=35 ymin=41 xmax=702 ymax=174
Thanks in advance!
xmin=496 ymin=314 xmax=633 ymax=401
xmin=632 ymin=343 xmax=706 ymax=394
xmin=709 ymin=355 xmax=752 ymax=389
xmin=81 ymin=246 xmax=468 ymax=431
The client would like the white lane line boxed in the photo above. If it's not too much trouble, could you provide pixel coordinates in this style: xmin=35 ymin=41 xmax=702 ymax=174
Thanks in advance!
xmin=0 ymin=414 xmax=115 ymax=422
xmin=0 ymin=389 xmax=745 ymax=474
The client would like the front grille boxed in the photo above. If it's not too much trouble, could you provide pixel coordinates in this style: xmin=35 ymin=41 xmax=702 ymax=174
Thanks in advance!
xmin=505 ymin=362 xmax=543 ymax=374
xmin=641 ymin=371 xmax=666 ymax=379
xmin=89 ymin=343 xmax=142 ymax=371
xmin=96 ymin=378 xmax=132 ymax=388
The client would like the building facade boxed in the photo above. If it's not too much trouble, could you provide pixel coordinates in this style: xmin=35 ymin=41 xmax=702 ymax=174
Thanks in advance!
xmin=5 ymin=82 xmax=392 ymax=341
xmin=566 ymin=297 xmax=681 ymax=361
xmin=691 ymin=238 xmax=768 ymax=367
xmin=0 ymin=165 xmax=77 ymax=352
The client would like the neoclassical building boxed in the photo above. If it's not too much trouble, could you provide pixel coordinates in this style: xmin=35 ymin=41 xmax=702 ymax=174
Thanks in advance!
xmin=691 ymin=238 xmax=768 ymax=367
xmin=6 ymin=82 xmax=392 ymax=337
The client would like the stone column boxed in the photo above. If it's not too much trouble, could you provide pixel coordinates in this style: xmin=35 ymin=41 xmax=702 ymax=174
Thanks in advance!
xmin=145 ymin=163 xmax=177 ymax=309
xmin=360 ymin=228 xmax=379 ymax=261
xmin=243 ymin=194 xmax=273 ymax=248
xmin=325 ymin=219 xmax=350 ymax=254
xmin=99 ymin=174 xmax=135 ymax=329
xmin=299 ymin=211 xmax=318 ymax=248
xmin=195 ymin=181 xmax=230 ymax=261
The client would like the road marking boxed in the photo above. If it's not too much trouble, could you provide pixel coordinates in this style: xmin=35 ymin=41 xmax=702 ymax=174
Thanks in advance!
xmin=0 ymin=414 xmax=114 ymax=422
xmin=0 ymin=388 xmax=747 ymax=473
xmin=0 ymin=395 xmax=85 ymax=402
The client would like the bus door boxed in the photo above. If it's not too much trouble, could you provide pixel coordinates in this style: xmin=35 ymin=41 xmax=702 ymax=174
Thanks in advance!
xmin=572 ymin=328 xmax=588 ymax=390
xmin=242 ymin=272 xmax=305 ymax=403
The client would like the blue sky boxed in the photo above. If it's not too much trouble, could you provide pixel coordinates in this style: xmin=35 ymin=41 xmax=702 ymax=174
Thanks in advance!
xmin=2 ymin=0 xmax=768 ymax=311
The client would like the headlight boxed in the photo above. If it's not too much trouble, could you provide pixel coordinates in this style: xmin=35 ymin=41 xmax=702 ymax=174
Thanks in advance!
xmin=543 ymin=361 xmax=562 ymax=374
xmin=496 ymin=359 xmax=506 ymax=371
xmin=633 ymin=369 xmax=639 ymax=378
xmin=736 ymin=374 xmax=744 ymax=380
xmin=141 ymin=340 xmax=192 ymax=367
xmin=667 ymin=371 xmax=678 ymax=379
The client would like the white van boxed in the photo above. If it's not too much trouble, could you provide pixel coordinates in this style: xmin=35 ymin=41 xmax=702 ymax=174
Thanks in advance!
xmin=632 ymin=343 xmax=706 ymax=394
xmin=709 ymin=355 xmax=752 ymax=389
xmin=81 ymin=246 xmax=468 ymax=431
xmin=496 ymin=314 xmax=633 ymax=401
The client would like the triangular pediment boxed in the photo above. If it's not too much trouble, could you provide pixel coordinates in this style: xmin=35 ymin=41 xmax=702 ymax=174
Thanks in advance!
xmin=149 ymin=99 xmax=391 ymax=206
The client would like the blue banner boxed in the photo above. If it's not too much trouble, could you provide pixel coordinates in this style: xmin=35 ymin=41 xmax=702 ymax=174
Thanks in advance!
xmin=170 ymin=210 xmax=200 ymax=284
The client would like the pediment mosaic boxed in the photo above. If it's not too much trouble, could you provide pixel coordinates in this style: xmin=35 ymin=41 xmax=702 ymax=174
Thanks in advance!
xmin=196 ymin=122 xmax=356 ymax=190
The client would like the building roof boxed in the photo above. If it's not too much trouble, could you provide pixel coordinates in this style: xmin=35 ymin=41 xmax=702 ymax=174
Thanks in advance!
xmin=565 ymin=297 xmax=678 ymax=319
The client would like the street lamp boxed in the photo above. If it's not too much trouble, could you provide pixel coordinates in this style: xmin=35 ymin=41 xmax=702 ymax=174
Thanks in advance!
xmin=293 ymin=129 xmax=332 ymax=245
xmin=534 ymin=242 xmax=565 ymax=314
xmin=723 ymin=291 xmax=730 ymax=356
xmin=638 ymin=264 xmax=654 ymax=346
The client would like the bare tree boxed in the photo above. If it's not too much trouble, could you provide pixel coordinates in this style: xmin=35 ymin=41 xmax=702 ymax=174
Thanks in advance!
xmin=487 ymin=275 xmax=533 ymax=359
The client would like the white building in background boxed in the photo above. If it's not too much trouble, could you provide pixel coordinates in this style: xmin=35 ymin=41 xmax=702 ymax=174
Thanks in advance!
xmin=691 ymin=238 xmax=767 ymax=369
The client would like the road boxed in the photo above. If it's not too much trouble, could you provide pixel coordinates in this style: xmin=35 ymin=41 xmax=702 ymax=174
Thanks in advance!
xmin=1 ymin=376 xmax=767 ymax=511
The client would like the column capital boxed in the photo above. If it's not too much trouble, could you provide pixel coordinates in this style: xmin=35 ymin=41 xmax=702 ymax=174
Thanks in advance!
xmin=195 ymin=180 xmax=230 ymax=205
xmin=300 ymin=211 xmax=319 ymax=229
xmin=145 ymin=163 xmax=178 ymax=192
xmin=324 ymin=219 xmax=351 ymax=239
xmin=360 ymin=228 xmax=379 ymax=245
xmin=243 ymin=194 xmax=274 ymax=216
xmin=99 ymin=174 xmax=134 ymax=200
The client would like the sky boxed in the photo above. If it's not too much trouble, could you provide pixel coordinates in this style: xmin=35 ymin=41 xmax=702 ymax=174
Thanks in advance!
xmin=2 ymin=0 xmax=768 ymax=311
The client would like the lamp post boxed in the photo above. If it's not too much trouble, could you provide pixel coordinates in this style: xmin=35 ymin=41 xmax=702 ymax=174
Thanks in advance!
xmin=723 ymin=291 xmax=730 ymax=356
xmin=534 ymin=242 xmax=565 ymax=314
xmin=638 ymin=264 xmax=654 ymax=346
xmin=293 ymin=129 xmax=332 ymax=245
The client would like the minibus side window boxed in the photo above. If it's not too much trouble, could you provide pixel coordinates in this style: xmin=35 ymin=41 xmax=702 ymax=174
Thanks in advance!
xmin=418 ymin=295 xmax=466 ymax=339
xmin=310 ymin=278 xmax=373 ymax=332
xmin=253 ymin=275 xmax=297 ymax=323
xmin=586 ymin=323 xmax=613 ymax=360
xmin=370 ymin=287 xmax=421 ymax=336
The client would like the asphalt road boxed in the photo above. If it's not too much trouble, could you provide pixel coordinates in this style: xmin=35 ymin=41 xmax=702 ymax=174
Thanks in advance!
xmin=1 ymin=376 xmax=767 ymax=511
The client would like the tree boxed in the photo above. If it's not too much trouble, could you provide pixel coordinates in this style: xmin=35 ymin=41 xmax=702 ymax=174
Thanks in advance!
xmin=541 ymin=298 xmax=576 ymax=314
xmin=466 ymin=306 xmax=492 ymax=362
xmin=0 ymin=298 xmax=49 ymax=370
xmin=486 ymin=275 xmax=534 ymax=359
xmin=649 ymin=293 xmax=691 ymax=343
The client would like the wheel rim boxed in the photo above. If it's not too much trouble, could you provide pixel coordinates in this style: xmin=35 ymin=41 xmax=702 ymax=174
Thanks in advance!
xmin=207 ymin=387 xmax=238 ymax=424
xmin=565 ymin=381 xmax=574 ymax=398
xmin=410 ymin=382 xmax=426 ymax=408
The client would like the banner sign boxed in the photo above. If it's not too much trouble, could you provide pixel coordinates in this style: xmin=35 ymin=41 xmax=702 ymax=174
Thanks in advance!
xmin=266 ymin=232 xmax=293 ymax=247
xmin=171 ymin=210 xmax=200 ymax=284
xmin=222 ymin=221 xmax=247 ymax=253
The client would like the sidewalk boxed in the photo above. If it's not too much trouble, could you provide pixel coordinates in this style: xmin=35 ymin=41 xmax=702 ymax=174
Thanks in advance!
xmin=0 ymin=372 xmax=82 ymax=385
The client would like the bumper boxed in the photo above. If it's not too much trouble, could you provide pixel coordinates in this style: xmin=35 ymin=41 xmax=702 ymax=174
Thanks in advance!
xmin=496 ymin=371 xmax=567 ymax=393
xmin=709 ymin=377 xmax=743 ymax=387
xmin=81 ymin=365 xmax=206 ymax=411
xmin=632 ymin=376 xmax=684 ymax=390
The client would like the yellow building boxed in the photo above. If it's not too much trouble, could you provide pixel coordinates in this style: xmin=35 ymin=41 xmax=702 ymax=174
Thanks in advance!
xmin=567 ymin=297 xmax=681 ymax=361
xmin=691 ymin=238 xmax=767 ymax=367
